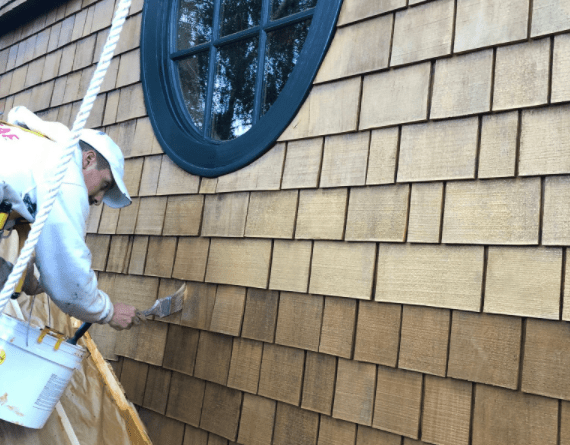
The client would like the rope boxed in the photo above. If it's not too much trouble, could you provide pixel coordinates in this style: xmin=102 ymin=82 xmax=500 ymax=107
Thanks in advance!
xmin=0 ymin=0 xmax=133 ymax=313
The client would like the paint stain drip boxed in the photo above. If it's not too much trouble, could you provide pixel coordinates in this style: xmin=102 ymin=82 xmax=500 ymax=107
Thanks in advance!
xmin=7 ymin=405 xmax=24 ymax=417
xmin=0 ymin=393 xmax=7 ymax=406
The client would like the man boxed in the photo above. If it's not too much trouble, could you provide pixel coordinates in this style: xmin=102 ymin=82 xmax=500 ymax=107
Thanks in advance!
xmin=0 ymin=106 xmax=142 ymax=330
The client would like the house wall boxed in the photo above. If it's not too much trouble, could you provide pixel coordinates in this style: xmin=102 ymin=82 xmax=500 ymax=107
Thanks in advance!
xmin=2 ymin=0 xmax=570 ymax=444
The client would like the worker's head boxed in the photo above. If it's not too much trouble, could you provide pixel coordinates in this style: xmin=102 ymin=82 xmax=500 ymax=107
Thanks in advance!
xmin=79 ymin=130 xmax=131 ymax=208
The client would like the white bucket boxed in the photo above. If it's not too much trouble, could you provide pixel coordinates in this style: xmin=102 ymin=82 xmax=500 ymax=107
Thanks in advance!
xmin=0 ymin=313 xmax=87 ymax=429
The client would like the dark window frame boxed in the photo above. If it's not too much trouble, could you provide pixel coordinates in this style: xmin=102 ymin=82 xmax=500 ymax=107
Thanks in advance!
xmin=141 ymin=0 xmax=342 ymax=177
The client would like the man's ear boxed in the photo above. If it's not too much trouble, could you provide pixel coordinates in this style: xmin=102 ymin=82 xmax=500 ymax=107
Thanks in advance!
xmin=82 ymin=150 xmax=97 ymax=169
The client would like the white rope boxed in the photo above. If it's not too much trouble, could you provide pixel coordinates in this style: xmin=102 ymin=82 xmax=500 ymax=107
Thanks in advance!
xmin=0 ymin=0 xmax=133 ymax=312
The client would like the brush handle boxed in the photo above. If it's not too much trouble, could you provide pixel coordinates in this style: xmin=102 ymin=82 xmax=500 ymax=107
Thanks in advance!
xmin=67 ymin=322 xmax=92 ymax=345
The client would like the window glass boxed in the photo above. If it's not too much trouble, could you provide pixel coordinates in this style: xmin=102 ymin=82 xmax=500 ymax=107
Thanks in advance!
xmin=220 ymin=0 xmax=262 ymax=37
xmin=177 ymin=0 xmax=214 ymax=50
xmin=262 ymin=19 xmax=311 ymax=115
xmin=178 ymin=52 xmax=210 ymax=129
xmin=211 ymin=37 xmax=259 ymax=140
xmin=270 ymin=0 xmax=317 ymax=20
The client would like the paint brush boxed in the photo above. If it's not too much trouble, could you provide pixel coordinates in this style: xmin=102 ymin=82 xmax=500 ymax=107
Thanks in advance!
xmin=141 ymin=283 xmax=186 ymax=318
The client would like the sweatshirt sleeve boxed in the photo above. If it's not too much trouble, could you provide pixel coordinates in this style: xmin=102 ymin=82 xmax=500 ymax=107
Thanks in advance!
xmin=34 ymin=182 xmax=114 ymax=324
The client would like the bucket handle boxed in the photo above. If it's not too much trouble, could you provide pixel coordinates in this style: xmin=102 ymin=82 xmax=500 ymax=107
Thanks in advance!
xmin=66 ymin=322 xmax=92 ymax=346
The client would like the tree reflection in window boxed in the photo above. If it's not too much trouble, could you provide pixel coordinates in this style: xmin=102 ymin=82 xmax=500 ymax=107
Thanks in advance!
xmin=173 ymin=0 xmax=315 ymax=141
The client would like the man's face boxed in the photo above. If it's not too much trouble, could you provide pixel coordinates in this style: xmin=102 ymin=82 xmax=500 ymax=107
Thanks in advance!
xmin=82 ymin=150 xmax=114 ymax=206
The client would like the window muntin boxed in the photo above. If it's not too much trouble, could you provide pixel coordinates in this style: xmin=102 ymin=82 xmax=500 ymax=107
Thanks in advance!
xmin=173 ymin=0 xmax=314 ymax=141
xmin=141 ymin=0 xmax=342 ymax=176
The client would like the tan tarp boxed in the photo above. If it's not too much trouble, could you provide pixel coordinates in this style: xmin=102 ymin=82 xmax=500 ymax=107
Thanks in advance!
xmin=0 ymin=231 xmax=145 ymax=445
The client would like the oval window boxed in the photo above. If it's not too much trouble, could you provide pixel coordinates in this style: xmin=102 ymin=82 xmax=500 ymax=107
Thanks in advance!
xmin=141 ymin=0 xmax=342 ymax=177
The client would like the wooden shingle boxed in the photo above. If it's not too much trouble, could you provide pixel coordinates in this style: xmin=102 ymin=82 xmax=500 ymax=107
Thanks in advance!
xmin=275 ymin=292 xmax=324 ymax=351
xmin=319 ymin=296 xmax=356 ymax=359
xmin=209 ymin=285 xmax=246 ymax=336
xmin=273 ymin=402 xmax=319 ymax=445
xmin=116 ymin=83 xmax=146 ymax=122
xmin=431 ymin=50 xmax=493 ymax=119
xmin=227 ymin=337 xmax=263 ymax=394
xmin=241 ymin=288 xmax=280 ymax=343
xmin=119 ymin=358 xmax=148 ymax=406
xmin=237 ymin=393 xmax=276 ymax=445
xmin=399 ymin=305 xmax=450 ymax=376
xmin=338 ymin=0 xmax=404 ymax=25
xmin=138 ymin=409 xmax=186 ymax=445
xmin=310 ymin=241 xmax=376 ymax=300
xmin=162 ymin=324 xmax=200 ymax=376
xmin=205 ymin=238 xmax=272 ymax=289
xmin=105 ymin=235 xmax=132 ymax=274
xmin=448 ymin=311 xmax=521 ymax=389
xmin=421 ymin=376 xmax=472 ymax=445
xmin=306 ymin=78 xmax=361 ymax=137
xmin=443 ymin=178 xmax=541 ymax=244
xmin=201 ymin=192 xmax=249 ymax=237
xmin=320 ymin=132 xmax=370 ymax=187
xmin=116 ymin=48 xmax=141 ymax=87
xmin=123 ymin=158 xmax=144 ymax=197
xmin=472 ymin=383 xmax=558 ymax=445
xmin=397 ymin=118 xmax=479 ymax=182
xmin=301 ymin=351 xmax=337 ymax=415
xmin=552 ymin=34 xmax=570 ymax=103
xmin=138 ymin=155 xmax=162 ymax=196
xmin=366 ymin=127 xmax=399 ymax=185
xmin=180 ymin=282 xmax=218 ymax=331
xmin=172 ymin=237 xmax=210 ymax=282
xmin=114 ymin=320 xmax=168 ymax=366
xmin=455 ymin=0 xmax=529 ymax=52
xmin=373 ymin=366 xmax=423 ymax=438
xmin=143 ymin=366 xmax=172 ymax=415
xmin=478 ymin=111 xmax=518 ymax=179
xmin=85 ymin=234 xmax=110 ymax=271
xmin=333 ymin=358 xmax=376 ymax=426
xmin=354 ymin=301 xmax=401 ymax=366
xmin=269 ymin=240 xmax=312 ymax=293
xmin=360 ymin=63 xmax=430 ymax=130
xmin=376 ymin=243 xmax=484 ymax=311
xmin=245 ymin=190 xmax=298 ymax=239
xmin=296 ymin=188 xmax=348 ymax=241
xmin=316 ymin=15 xmax=392 ymax=83
xmin=166 ymin=372 xmax=205 ymax=427
xmin=131 ymin=117 xmax=160 ymax=157
xmin=193 ymin=331 xmax=233 ymax=385
xmin=522 ymin=318 xmax=570 ymax=400
xmin=531 ymin=0 xmax=570 ymax=37
xmin=98 ymin=205 xmax=120 ymax=234
xmin=184 ymin=425 xmax=208 ymax=445
xmin=391 ymin=0 xmax=454 ymax=66
xmin=520 ymin=105 xmax=570 ymax=176
xmin=200 ymin=382 xmax=242 ymax=441
xmin=135 ymin=196 xmax=167 ymax=235
xmin=345 ymin=184 xmax=410 ymax=242
xmin=543 ymin=176 xmax=570 ymax=245
xmin=128 ymin=236 xmax=149 ymax=275
xmin=493 ymin=39 xmax=550 ymax=111
xmin=407 ymin=182 xmax=443 ymax=243
xmin=281 ymin=138 xmax=323 ymax=190
xmin=216 ymin=143 xmax=285 ymax=193
xmin=116 ymin=198 xmax=140 ymax=234
xmin=485 ymin=247 xmax=562 ymax=319
xmin=317 ymin=416 xmax=357 ymax=445
xmin=356 ymin=425 xmax=401 ymax=445
xmin=144 ymin=236 xmax=177 ymax=278
xmin=258 ymin=343 xmax=305 ymax=406
xmin=156 ymin=155 xmax=200 ymax=195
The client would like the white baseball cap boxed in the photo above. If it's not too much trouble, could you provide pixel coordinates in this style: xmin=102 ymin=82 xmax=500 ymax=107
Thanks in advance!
xmin=79 ymin=129 xmax=132 ymax=209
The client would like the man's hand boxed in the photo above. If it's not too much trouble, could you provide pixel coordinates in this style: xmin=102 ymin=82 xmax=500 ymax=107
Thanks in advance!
xmin=108 ymin=302 xmax=146 ymax=331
